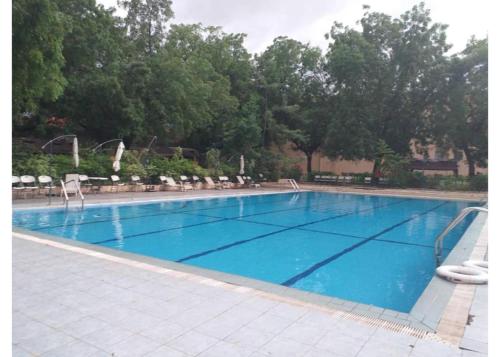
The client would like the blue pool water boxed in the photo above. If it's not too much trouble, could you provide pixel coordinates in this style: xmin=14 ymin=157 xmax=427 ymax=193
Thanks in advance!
xmin=13 ymin=192 xmax=480 ymax=312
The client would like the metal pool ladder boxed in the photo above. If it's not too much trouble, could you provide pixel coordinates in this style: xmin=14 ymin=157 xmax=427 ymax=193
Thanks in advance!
xmin=288 ymin=179 xmax=300 ymax=191
xmin=60 ymin=179 xmax=85 ymax=209
xmin=434 ymin=206 xmax=488 ymax=265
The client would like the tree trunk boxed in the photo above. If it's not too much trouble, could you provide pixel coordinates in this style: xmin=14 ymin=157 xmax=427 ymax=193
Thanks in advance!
xmin=463 ymin=147 xmax=476 ymax=176
xmin=371 ymin=160 xmax=380 ymax=183
xmin=306 ymin=153 xmax=313 ymax=174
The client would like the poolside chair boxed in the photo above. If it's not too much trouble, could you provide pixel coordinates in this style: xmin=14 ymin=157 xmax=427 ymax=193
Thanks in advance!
xmin=204 ymin=176 xmax=222 ymax=190
xmin=218 ymin=176 xmax=232 ymax=189
xmin=245 ymin=176 xmax=261 ymax=188
xmin=344 ymin=176 xmax=353 ymax=184
xmin=192 ymin=175 xmax=201 ymax=189
xmin=379 ymin=177 xmax=389 ymax=186
xmin=20 ymin=175 xmax=38 ymax=198
xmin=337 ymin=176 xmax=345 ymax=184
xmin=12 ymin=176 xmax=25 ymax=198
xmin=38 ymin=176 xmax=56 ymax=196
xmin=179 ymin=175 xmax=194 ymax=191
xmin=160 ymin=176 xmax=187 ymax=191
xmin=160 ymin=176 xmax=177 ymax=191
xmin=364 ymin=177 xmax=372 ymax=185
xmin=130 ymin=175 xmax=145 ymax=192
xmin=235 ymin=175 xmax=246 ymax=188
xmin=79 ymin=175 xmax=100 ymax=194
xmin=110 ymin=175 xmax=126 ymax=192
xmin=258 ymin=173 xmax=267 ymax=182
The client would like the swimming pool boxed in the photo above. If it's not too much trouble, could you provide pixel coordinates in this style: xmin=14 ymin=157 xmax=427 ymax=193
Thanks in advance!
xmin=13 ymin=192 xmax=480 ymax=312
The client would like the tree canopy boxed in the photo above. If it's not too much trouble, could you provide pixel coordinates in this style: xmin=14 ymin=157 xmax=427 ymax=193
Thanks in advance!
xmin=12 ymin=1 xmax=488 ymax=176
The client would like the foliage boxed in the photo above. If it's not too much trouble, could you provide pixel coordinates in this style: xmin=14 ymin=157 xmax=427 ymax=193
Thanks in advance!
xmin=205 ymin=148 xmax=223 ymax=176
xmin=12 ymin=0 xmax=69 ymax=115
xmin=119 ymin=0 xmax=173 ymax=55
xmin=12 ymin=1 xmax=488 ymax=183
xmin=323 ymin=3 xmax=451 ymax=165
xmin=256 ymin=37 xmax=330 ymax=173
xmin=429 ymin=38 xmax=488 ymax=176
xmin=469 ymin=174 xmax=488 ymax=191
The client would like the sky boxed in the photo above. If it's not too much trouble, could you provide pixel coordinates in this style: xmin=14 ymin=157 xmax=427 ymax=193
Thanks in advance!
xmin=97 ymin=0 xmax=488 ymax=55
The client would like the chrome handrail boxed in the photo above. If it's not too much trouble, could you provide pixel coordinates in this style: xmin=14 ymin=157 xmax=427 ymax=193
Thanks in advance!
xmin=288 ymin=179 xmax=300 ymax=191
xmin=60 ymin=179 xmax=85 ymax=209
xmin=434 ymin=206 xmax=488 ymax=265
xmin=60 ymin=179 xmax=69 ymax=209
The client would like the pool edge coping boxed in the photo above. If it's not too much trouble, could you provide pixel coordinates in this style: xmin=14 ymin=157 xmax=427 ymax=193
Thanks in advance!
xmin=13 ymin=227 xmax=438 ymax=341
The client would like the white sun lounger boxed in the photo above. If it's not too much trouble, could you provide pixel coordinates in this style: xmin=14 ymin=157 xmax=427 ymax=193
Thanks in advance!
xmin=204 ymin=176 xmax=222 ymax=189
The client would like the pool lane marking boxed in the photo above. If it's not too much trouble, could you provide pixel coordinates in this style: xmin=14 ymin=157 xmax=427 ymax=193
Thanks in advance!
xmin=29 ymin=192 xmax=363 ymax=237
xmin=280 ymin=201 xmax=449 ymax=287
xmin=90 ymin=218 xmax=229 ymax=245
xmin=27 ymin=192 xmax=308 ymax=231
xmin=88 ymin=197 xmax=373 ymax=245
xmin=176 ymin=198 xmax=411 ymax=263
xmin=183 ymin=210 xmax=451 ymax=251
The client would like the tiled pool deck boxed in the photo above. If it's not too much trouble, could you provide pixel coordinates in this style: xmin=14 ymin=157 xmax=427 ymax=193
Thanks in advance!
xmin=12 ymin=187 xmax=488 ymax=356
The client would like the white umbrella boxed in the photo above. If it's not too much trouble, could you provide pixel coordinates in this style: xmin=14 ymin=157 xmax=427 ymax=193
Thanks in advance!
xmin=239 ymin=155 xmax=245 ymax=175
xmin=72 ymin=137 xmax=79 ymax=168
xmin=113 ymin=141 xmax=125 ymax=172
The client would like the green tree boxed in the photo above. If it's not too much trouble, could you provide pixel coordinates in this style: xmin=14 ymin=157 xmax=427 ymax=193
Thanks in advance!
xmin=430 ymin=38 xmax=488 ymax=176
xmin=13 ymin=0 xmax=69 ymax=115
xmin=323 ymin=3 xmax=450 ymax=175
xmin=256 ymin=37 xmax=330 ymax=173
xmin=119 ymin=0 xmax=173 ymax=55
xmin=40 ymin=0 xmax=134 ymax=142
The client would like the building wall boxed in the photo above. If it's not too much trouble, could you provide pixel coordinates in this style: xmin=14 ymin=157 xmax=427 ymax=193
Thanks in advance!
xmin=282 ymin=142 xmax=487 ymax=176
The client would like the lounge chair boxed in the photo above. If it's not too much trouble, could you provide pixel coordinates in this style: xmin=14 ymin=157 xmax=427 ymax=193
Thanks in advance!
xmin=204 ymin=176 xmax=222 ymax=190
xmin=235 ymin=175 xmax=247 ymax=188
xmin=160 ymin=176 xmax=190 ymax=191
xmin=364 ymin=177 xmax=372 ymax=184
xmin=110 ymin=175 xmax=126 ymax=192
xmin=160 ymin=176 xmax=178 ymax=191
xmin=130 ymin=175 xmax=145 ymax=192
xmin=179 ymin=175 xmax=194 ymax=191
xmin=258 ymin=173 xmax=267 ymax=182
xmin=20 ymin=175 xmax=38 ymax=198
xmin=245 ymin=176 xmax=261 ymax=188
xmin=344 ymin=176 xmax=353 ymax=184
xmin=192 ymin=175 xmax=201 ymax=189
xmin=38 ymin=175 xmax=56 ymax=196
xmin=218 ymin=176 xmax=232 ymax=189
xmin=12 ymin=176 xmax=25 ymax=198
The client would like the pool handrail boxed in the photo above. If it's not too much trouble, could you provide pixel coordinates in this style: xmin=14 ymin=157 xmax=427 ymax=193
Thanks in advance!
xmin=434 ymin=206 xmax=487 ymax=265
xmin=60 ymin=179 xmax=85 ymax=209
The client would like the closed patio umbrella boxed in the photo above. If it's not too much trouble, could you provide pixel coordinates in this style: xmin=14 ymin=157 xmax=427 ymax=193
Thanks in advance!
xmin=239 ymin=155 xmax=245 ymax=175
xmin=113 ymin=141 xmax=125 ymax=172
xmin=72 ymin=137 xmax=79 ymax=168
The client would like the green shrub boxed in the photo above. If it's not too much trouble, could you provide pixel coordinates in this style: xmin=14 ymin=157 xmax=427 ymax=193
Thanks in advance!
xmin=469 ymin=174 xmax=488 ymax=191
xmin=283 ymin=165 xmax=303 ymax=181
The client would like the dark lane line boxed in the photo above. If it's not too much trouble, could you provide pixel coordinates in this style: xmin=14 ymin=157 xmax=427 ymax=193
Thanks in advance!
xmin=89 ymin=197 xmax=380 ymax=245
xmin=88 ymin=195 xmax=364 ymax=245
xmin=91 ymin=218 xmax=228 ymax=245
xmin=176 ymin=198 xmax=411 ymax=263
xmin=281 ymin=202 xmax=449 ymax=287
xmin=294 ymin=227 xmax=440 ymax=249
xmin=30 ymin=192 xmax=306 ymax=231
